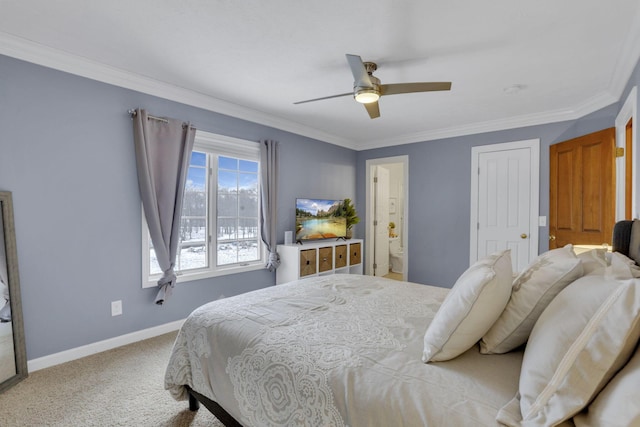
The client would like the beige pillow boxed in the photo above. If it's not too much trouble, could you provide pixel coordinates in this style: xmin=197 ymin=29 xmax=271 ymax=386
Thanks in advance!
xmin=496 ymin=275 xmax=640 ymax=427
xmin=422 ymin=250 xmax=512 ymax=362
xmin=480 ymin=245 xmax=583 ymax=354
xmin=573 ymin=344 xmax=640 ymax=427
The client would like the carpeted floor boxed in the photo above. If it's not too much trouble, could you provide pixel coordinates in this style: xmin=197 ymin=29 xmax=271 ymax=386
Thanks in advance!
xmin=0 ymin=332 xmax=225 ymax=426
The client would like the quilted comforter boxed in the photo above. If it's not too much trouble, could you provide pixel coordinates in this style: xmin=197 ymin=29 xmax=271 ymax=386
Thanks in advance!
xmin=165 ymin=274 xmax=524 ymax=426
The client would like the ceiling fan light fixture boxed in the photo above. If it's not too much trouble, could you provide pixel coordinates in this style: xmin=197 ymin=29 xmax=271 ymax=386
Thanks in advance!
xmin=354 ymin=89 xmax=380 ymax=104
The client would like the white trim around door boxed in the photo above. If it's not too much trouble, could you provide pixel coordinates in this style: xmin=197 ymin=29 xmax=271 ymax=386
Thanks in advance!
xmin=470 ymin=139 xmax=540 ymax=271
xmin=615 ymin=86 xmax=637 ymax=220
xmin=365 ymin=156 xmax=409 ymax=280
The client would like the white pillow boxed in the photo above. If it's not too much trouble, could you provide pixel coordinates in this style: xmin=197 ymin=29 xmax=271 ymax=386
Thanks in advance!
xmin=577 ymin=248 xmax=608 ymax=276
xmin=606 ymin=252 xmax=640 ymax=279
xmin=573 ymin=344 xmax=640 ymax=427
xmin=422 ymin=250 xmax=512 ymax=362
xmin=480 ymin=245 xmax=583 ymax=354
xmin=496 ymin=275 xmax=640 ymax=427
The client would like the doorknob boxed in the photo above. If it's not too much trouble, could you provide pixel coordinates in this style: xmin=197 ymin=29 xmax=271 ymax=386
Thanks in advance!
xmin=549 ymin=234 xmax=556 ymax=241
xmin=520 ymin=233 xmax=528 ymax=239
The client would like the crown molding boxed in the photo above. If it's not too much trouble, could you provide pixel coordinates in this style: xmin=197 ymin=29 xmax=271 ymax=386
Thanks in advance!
xmin=608 ymin=5 xmax=640 ymax=98
xmin=0 ymin=30 xmax=635 ymax=152
xmin=357 ymin=91 xmax=619 ymax=150
xmin=0 ymin=32 xmax=357 ymax=150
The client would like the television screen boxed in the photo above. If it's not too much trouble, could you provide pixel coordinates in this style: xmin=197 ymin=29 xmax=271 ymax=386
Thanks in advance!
xmin=295 ymin=198 xmax=347 ymax=241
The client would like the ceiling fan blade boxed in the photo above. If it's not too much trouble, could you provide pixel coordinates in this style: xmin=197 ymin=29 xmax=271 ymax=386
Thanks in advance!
xmin=346 ymin=54 xmax=373 ymax=88
xmin=381 ymin=82 xmax=452 ymax=96
xmin=293 ymin=92 xmax=353 ymax=105
xmin=364 ymin=101 xmax=380 ymax=119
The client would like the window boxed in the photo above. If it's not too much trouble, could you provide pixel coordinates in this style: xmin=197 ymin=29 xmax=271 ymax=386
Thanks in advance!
xmin=142 ymin=131 xmax=264 ymax=287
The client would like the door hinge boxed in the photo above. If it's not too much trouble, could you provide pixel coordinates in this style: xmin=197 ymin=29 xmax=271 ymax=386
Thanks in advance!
xmin=373 ymin=263 xmax=377 ymax=269
xmin=616 ymin=147 xmax=625 ymax=157
xmin=374 ymin=220 xmax=378 ymax=226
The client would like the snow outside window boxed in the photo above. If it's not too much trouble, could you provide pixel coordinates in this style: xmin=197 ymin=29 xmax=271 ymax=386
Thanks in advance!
xmin=142 ymin=131 xmax=265 ymax=288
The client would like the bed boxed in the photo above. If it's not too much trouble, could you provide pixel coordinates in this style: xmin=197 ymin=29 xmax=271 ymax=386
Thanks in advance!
xmin=165 ymin=221 xmax=640 ymax=427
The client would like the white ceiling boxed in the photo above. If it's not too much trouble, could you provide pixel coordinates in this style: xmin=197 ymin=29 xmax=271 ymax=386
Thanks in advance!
xmin=1 ymin=0 xmax=639 ymax=150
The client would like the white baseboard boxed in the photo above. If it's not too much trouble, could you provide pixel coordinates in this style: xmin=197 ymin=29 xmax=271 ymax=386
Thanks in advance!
xmin=27 ymin=319 xmax=185 ymax=372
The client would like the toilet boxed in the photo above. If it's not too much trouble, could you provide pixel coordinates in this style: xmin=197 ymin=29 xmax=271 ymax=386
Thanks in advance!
xmin=389 ymin=237 xmax=403 ymax=273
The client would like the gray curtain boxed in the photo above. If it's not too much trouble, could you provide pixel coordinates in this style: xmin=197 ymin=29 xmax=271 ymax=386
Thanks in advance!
xmin=260 ymin=140 xmax=280 ymax=271
xmin=132 ymin=109 xmax=196 ymax=305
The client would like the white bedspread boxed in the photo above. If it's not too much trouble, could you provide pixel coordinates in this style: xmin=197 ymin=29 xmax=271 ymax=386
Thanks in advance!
xmin=165 ymin=274 xmax=524 ymax=426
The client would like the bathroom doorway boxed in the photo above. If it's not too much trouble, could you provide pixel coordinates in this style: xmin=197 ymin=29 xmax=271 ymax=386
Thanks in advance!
xmin=365 ymin=156 xmax=408 ymax=281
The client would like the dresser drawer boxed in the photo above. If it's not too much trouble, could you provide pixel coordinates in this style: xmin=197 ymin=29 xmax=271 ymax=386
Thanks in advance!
xmin=299 ymin=249 xmax=317 ymax=277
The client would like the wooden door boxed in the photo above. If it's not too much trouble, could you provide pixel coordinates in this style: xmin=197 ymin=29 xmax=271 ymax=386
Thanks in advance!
xmin=549 ymin=128 xmax=616 ymax=248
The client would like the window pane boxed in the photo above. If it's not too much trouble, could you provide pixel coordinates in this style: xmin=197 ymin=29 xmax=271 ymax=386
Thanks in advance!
xmin=218 ymin=194 xmax=238 ymax=217
xmin=239 ymin=172 xmax=258 ymax=191
xmin=239 ymin=159 xmax=258 ymax=173
xmin=238 ymin=240 xmax=259 ymax=262
xmin=218 ymin=217 xmax=237 ymax=241
xmin=239 ymin=194 xmax=258 ymax=218
xmin=180 ymin=217 xmax=207 ymax=244
xmin=219 ymin=156 xmax=238 ymax=171
xmin=183 ymin=189 xmax=207 ymax=217
xmin=150 ymin=246 xmax=162 ymax=275
xmin=187 ymin=168 xmax=206 ymax=191
xmin=218 ymin=170 xmax=238 ymax=193
xmin=217 ymin=156 xmax=259 ymax=266
xmin=217 ymin=242 xmax=237 ymax=265
xmin=191 ymin=151 xmax=206 ymax=167
xmin=177 ymin=244 xmax=207 ymax=271
xmin=238 ymin=218 xmax=258 ymax=239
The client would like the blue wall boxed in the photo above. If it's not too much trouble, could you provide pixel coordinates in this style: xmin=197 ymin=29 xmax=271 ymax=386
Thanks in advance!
xmin=0 ymin=54 xmax=356 ymax=360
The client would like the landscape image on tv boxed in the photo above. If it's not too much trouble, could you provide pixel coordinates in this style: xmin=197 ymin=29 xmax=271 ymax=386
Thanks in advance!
xmin=296 ymin=198 xmax=347 ymax=241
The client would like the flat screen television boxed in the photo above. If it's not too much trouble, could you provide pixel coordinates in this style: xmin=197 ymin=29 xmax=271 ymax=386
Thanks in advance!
xmin=295 ymin=198 xmax=347 ymax=241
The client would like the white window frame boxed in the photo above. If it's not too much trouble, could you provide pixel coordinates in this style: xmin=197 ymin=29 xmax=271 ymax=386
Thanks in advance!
xmin=141 ymin=130 xmax=265 ymax=288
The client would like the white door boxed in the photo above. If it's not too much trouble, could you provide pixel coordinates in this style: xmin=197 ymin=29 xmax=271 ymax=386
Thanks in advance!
xmin=374 ymin=166 xmax=390 ymax=276
xmin=470 ymin=140 xmax=540 ymax=272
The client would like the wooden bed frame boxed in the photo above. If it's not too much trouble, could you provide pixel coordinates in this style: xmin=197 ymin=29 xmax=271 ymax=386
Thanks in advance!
xmin=186 ymin=385 xmax=243 ymax=427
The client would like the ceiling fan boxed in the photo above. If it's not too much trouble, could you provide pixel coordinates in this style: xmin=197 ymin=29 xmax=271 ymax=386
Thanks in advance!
xmin=294 ymin=54 xmax=452 ymax=119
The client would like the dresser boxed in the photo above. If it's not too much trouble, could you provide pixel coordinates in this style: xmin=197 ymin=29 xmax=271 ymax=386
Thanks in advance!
xmin=276 ymin=239 xmax=363 ymax=285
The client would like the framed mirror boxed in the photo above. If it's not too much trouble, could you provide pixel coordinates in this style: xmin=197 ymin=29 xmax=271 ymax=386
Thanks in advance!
xmin=0 ymin=191 xmax=27 ymax=392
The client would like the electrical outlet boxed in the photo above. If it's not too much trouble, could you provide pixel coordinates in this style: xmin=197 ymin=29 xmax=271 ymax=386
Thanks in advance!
xmin=111 ymin=300 xmax=123 ymax=316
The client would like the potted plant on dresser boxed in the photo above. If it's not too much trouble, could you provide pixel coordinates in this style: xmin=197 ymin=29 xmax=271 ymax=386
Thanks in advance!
xmin=343 ymin=198 xmax=359 ymax=239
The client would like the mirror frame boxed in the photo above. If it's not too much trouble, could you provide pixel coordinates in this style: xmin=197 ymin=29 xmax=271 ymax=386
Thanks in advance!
xmin=0 ymin=191 xmax=27 ymax=392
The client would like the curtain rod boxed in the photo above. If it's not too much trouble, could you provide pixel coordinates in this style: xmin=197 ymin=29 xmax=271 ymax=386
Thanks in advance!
xmin=128 ymin=109 xmax=169 ymax=123
xmin=128 ymin=109 xmax=195 ymax=129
